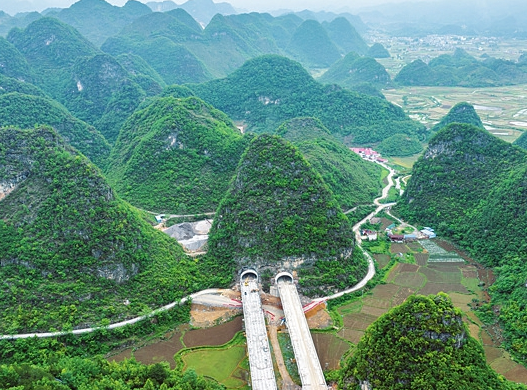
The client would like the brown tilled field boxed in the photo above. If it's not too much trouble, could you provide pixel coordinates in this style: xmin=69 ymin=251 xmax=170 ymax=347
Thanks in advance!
xmin=414 ymin=253 xmax=429 ymax=266
xmin=337 ymin=328 xmax=365 ymax=344
xmin=392 ymin=272 xmax=426 ymax=288
xmin=390 ymin=243 xmax=411 ymax=253
xmin=360 ymin=305 xmax=389 ymax=317
xmin=372 ymin=283 xmax=400 ymax=299
xmin=420 ymin=267 xmax=461 ymax=284
xmin=183 ymin=316 xmax=243 ymax=348
xmin=342 ymin=313 xmax=377 ymax=331
xmin=312 ymin=333 xmax=351 ymax=370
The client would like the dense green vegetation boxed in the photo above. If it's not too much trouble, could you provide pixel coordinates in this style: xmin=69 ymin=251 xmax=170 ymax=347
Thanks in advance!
xmin=55 ymin=0 xmax=152 ymax=47
xmin=0 ymin=358 xmax=223 ymax=390
xmin=286 ymin=19 xmax=340 ymax=68
xmin=397 ymin=123 xmax=527 ymax=264
xmin=319 ymin=51 xmax=391 ymax=89
xmin=0 ymin=92 xmax=110 ymax=167
xmin=276 ymin=117 xmax=384 ymax=209
xmin=513 ymin=130 xmax=527 ymax=150
xmin=395 ymin=48 xmax=527 ymax=87
xmin=7 ymin=18 xmax=149 ymax=143
xmin=207 ymin=134 xmax=366 ymax=295
xmin=106 ymin=96 xmax=250 ymax=214
xmin=323 ymin=17 xmax=368 ymax=55
xmin=0 ymin=36 xmax=33 ymax=81
xmin=376 ymin=133 xmax=423 ymax=156
xmin=430 ymin=102 xmax=484 ymax=133
xmin=101 ymin=7 xmax=371 ymax=80
xmin=367 ymin=42 xmax=390 ymax=58
xmin=190 ymin=55 xmax=426 ymax=144
xmin=7 ymin=17 xmax=98 ymax=99
xmin=396 ymin=123 xmax=527 ymax=364
xmin=0 ymin=126 xmax=215 ymax=333
xmin=339 ymin=293 xmax=521 ymax=389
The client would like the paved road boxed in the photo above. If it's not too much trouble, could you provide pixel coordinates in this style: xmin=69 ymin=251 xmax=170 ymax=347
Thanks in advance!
xmin=277 ymin=279 xmax=327 ymax=390
xmin=3 ymin=160 xmax=398 ymax=340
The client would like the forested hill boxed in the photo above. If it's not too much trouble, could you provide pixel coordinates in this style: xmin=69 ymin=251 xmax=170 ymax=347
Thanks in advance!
xmin=101 ymin=7 xmax=368 ymax=81
xmin=340 ymin=293 xmax=520 ymax=390
xmin=0 ymin=92 xmax=110 ymax=167
xmin=430 ymin=101 xmax=484 ymax=132
xmin=189 ymin=55 xmax=426 ymax=144
xmin=7 ymin=17 xmax=157 ymax=143
xmin=276 ymin=117 xmax=384 ymax=209
xmin=395 ymin=48 xmax=527 ymax=87
xmin=105 ymin=96 xmax=251 ymax=214
xmin=397 ymin=122 xmax=527 ymax=265
xmin=0 ymin=126 xmax=208 ymax=333
xmin=207 ymin=134 xmax=367 ymax=296
xmin=318 ymin=51 xmax=391 ymax=90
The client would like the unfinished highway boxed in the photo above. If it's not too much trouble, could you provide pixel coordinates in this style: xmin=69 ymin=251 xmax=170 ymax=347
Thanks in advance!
xmin=240 ymin=269 xmax=278 ymax=390
xmin=276 ymin=272 xmax=327 ymax=390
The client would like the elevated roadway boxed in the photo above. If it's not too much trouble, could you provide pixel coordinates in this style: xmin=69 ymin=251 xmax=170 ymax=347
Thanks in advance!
xmin=276 ymin=272 xmax=327 ymax=390
xmin=240 ymin=269 xmax=277 ymax=390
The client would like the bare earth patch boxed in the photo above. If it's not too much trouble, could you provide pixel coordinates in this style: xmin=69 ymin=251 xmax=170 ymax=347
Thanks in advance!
xmin=414 ymin=253 xmax=429 ymax=266
xmin=372 ymin=284 xmax=400 ymax=299
xmin=342 ymin=313 xmax=377 ymax=331
xmin=399 ymin=263 xmax=420 ymax=273
xmin=390 ymin=243 xmax=411 ymax=254
xmin=312 ymin=333 xmax=351 ymax=370
xmin=392 ymin=287 xmax=415 ymax=306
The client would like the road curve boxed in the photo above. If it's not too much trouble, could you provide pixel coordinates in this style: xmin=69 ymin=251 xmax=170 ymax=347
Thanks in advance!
xmin=2 ymin=161 xmax=397 ymax=339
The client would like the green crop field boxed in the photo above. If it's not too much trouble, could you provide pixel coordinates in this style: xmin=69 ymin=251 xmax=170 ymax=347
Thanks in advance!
xmin=182 ymin=342 xmax=248 ymax=389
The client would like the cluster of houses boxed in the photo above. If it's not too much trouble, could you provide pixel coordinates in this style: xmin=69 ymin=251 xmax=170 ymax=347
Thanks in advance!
xmin=350 ymin=147 xmax=388 ymax=163
xmin=361 ymin=221 xmax=437 ymax=243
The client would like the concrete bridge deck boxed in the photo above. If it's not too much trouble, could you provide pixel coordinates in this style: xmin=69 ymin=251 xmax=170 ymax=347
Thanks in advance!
xmin=276 ymin=272 xmax=327 ymax=390
xmin=240 ymin=270 xmax=278 ymax=390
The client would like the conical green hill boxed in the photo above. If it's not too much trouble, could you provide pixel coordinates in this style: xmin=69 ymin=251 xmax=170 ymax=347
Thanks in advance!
xmin=287 ymin=19 xmax=341 ymax=67
xmin=277 ymin=117 xmax=383 ymax=210
xmin=207 ymin=134 xmax=366 ymax=296
xmin=105 ymin=96 xmax=250 ymax=214
xmin=0 ymin=36 xmax=33 ymax=81
xmin=319 ymin=51 xmax=391 ymax=89
xmin=0 ymin=126 xmax=204 ymax=333
xmin=431 ymin=101 xmax=484 ymax=132
xmin=340 ymin=293 xmax=512 ymax=390
xmin=0 ymin=92 xmax=110 ymax=167
xmin=324 ymin=17 xmax=368 ymax=55
xmin=397 ymin=122 xmax=527 ymax=265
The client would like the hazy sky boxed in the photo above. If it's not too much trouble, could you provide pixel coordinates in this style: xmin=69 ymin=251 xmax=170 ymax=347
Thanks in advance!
xmin=0 ymin=0 xmax=433 ymax=15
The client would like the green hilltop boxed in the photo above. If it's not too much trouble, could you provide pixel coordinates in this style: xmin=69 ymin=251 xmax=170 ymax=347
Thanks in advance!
xmin=286 ymin=19 xmax=341 ymax=68
xmin=431 ymin=101 xmax=484 ymax=132
xmin=0 ymin=36 xmax=33 ymax=81
xmin=55 ymin=0 xmax=152 ymax=47
xmin=8 ymin=17 xmax=152 ymax=143
xmin=397 ymin=122 xmax=527 ymax=264
xmin=396 ymin=123 xmax=527 ymax=363
xmin=0 ymin=92 xmax=110 ymax=167
xmin=319 ymin=51 xmax=392 ymax=90
xmin=0 ymin=126 xmax=207 ymax=333
xmin=277 ymin=117 xmax=384 ymax=209
xmin=395 ymin=48 xmax=527 ymax=87
xmin=207 ymin=134 xmax=367 ymax=296
xmin=340 ymin=293 xmax=519 ymax=390
xmin=105 ymin=96 xmax=250 ymax=214
xmin=189 ymin=54 xmax=426 ymax=144
xmin=323 ymin=17 xmax=368 ymax=55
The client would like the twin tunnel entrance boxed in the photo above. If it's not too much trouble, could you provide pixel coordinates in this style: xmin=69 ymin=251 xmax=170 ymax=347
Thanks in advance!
xmin=240 ymin=269 xmax=327 ymax=390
